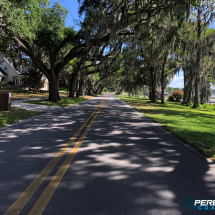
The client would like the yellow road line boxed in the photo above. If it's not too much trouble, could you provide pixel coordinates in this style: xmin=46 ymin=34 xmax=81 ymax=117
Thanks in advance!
xmin=4 ymin=97 xmax=106 ymax=215
xmin=28 ymin=96 xmax=107 ymax=215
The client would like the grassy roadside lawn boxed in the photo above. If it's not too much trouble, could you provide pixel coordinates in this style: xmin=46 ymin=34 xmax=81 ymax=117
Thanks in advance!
xmin=118 ymin=96 xmax=215 ymax=160
xmin=0 ymin=108 xmax=43 ymax=127
xmin=25 ymin=97 xmax=89 ymax=106
xmin=0 ymin=88 xmax=49 ymax=100
xmin=0 ymin=88 xmax=69 ymax=100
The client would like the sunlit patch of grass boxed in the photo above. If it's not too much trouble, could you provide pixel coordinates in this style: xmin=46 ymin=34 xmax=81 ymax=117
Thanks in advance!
xmin=118 ymin=96 xmax=215 ymax=160
xmin=25 ymin=97 xmax=88 ymax=107
xmin=0 ymin=108 xmax=43 ymax=127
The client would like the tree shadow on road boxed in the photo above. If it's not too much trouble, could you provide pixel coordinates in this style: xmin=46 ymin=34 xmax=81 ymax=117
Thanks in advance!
xmin=0 ymin=96 xmax=215 ymax=215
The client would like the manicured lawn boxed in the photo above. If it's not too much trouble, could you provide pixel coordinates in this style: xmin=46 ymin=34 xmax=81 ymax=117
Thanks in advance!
xmin=0 ymin=107 xmax=43 ymax=127
xmin=0 ymin=88 xmax=49 ymax=100
xmin=0 ymin=88 xmax=68 ymax=100
xmin=25 ymin=97 xmax=89 ymax=106
xmin=118 ymin=96 xmax=215 ymax=160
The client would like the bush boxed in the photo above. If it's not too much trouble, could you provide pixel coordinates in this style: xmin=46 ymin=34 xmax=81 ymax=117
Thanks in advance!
xmin=203 ymin=103 xmax=209 ymax=109
xmin=168 ymin=95 xmax=175 ymax=101
xmin=8 ymin=81 xmax=14 ymax=85
xmin=0 ymin=81 xmax=7 ymax=87
xmin=172 ymin=90 xmax=183 ymax=102
xmin=25 ymin=68 xmax=44 ymax=92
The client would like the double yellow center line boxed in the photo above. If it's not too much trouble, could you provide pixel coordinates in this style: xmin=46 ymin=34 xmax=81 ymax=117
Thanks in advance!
xmin=4 ymin=95 xmax=108 ymax=215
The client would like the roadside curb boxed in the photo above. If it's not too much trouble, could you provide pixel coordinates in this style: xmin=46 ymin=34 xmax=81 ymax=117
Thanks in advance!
xmin=117 ymin=97 xmax=215 ymax=165
xmin=0 ymin=96 xmax=98 ymax=131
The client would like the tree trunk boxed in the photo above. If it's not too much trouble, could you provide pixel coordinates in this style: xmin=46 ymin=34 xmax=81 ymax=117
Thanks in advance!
xmin=161 ymin=52 xmax=167 ymax=104
xmin=200 ymin=86 xmax=204 ymax=102
xmin=149 ymin=85 xmax=152 ymax=100
xmin=135 ymin=85 xmax=137 ymax=97
xmin=151 ymin=67 xmax=157 ymax=102
xmin=87 ymin=84 xmax=92 ymax=95
xmin=87 ymin=79 xmax=92 ymax=95
xmin=193 ymin=8 xmax=202 ymax=108
xmin=69 ymin=70 xmax=79 ymax=98
xmin=93 ymin=87 xmax=99 ymax=94
xmin=161 ymin=70 xmax=165 ymax=104
xmin=77 ymin=78 xmax=83 ymax=98
xmin=99 ymin=86 xmax=104 ymax=94
xmin=81 ymin=79 xmax=85 ymax=97
xmin=48 ymin=78 xmax=60 ymax=101
xmin=150 ymin=68 xmax=153 ymax=101
xmin=76 ymin=78 xmax=80 ymax=98
xmin=193 ymin=75 xmax=200 ymax=108
xmin=183 ymin=69 xmax=189 ymax=102
xmin=188 ymin=67 xmax=193 ymax=104
xmin=154 ymin=69 xmax=157 ymax=102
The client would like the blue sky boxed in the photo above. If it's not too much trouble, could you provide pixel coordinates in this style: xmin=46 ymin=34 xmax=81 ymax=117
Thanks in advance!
xmin=50 ymin=0 xmax=82 ymax=30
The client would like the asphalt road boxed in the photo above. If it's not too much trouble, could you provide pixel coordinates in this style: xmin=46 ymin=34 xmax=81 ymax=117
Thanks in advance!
xmin=1 ymin=94 xmax=215 ymax=215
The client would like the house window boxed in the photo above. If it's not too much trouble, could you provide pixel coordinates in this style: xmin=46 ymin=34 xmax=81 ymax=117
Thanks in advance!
xmin=4 ymin=66 xmax=7 ymax=70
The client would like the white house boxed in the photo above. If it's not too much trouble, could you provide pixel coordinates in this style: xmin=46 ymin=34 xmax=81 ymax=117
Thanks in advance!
xmin=0 ymin=57 xmax=49 ymax=90
xmin=0 ymin=57 xmax=28 ymax=86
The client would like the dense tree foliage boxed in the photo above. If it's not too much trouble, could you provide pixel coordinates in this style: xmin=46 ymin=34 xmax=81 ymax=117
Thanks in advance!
xmin=1 ymin=0 xmax=215 ymax=106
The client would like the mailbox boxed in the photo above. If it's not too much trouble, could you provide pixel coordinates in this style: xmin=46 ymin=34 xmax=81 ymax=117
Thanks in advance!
xmin=0 ymin=91 xmax=11 ymax=111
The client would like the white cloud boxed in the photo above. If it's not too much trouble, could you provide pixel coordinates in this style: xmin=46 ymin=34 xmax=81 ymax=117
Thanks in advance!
xmin=172 ymin=75 xmax=184 ymax=81
xmin=167 ymin=71 xmax=184 ymax=88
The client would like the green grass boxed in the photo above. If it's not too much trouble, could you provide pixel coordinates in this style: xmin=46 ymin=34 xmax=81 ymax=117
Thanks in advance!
xmin=118 ymin=96 xmax=215 ymax=160
xmin=0 ymin=88 xmax=49 ymax=100
xmin=59 ymin=88 xmax=69 ymax=93
xmin=25 ymin=97 xmax=88 ymax=106
xmin=0 ymin=88 xmax=69 ymax=100
xmin=0 ymin=107 xmax=43 ymax=127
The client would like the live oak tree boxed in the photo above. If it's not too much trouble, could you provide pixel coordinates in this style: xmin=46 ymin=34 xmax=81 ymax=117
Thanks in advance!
xmin=1 ymin=0 xmax=198 ymax=101
xmin=1 ymin=1 xmax=113 ymax=101
xmin=182 ymin=0 xmax=215 ymax=107
xmin=78 ymin=0 xmax=193 ymax=102
xmin=119 ymin=46 xmax=149 ymax=96
xmin=1 ymin=1 xmax=70 ymax=101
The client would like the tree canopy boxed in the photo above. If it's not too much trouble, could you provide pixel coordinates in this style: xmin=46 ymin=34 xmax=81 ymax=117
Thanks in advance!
xmin=1 ymin=0 xmax=215 ymax=105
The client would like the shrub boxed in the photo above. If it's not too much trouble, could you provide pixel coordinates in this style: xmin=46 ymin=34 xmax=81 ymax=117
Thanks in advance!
xmin=168 ymin=95 xmax=175 ymax=101
xmin=172 ymin=90 xmax=183 ymax=102
xmin=203 ymin=103 xmax=209 ymax=109
xmin=25 ymin=68 xmax=44 ymax=92
xmin=8 ymin=81 xmax=14 ymax=85
xmin=0 ymin=81 xmax=7 ymax=87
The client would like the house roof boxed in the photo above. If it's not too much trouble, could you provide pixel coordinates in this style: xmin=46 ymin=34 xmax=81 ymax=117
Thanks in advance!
xmin=20 ymin=71 xmax=29 ymax=76
xmin=0 ymin=67 xmax=7 ymax=76
xmin=16 ymin=68 xmax=22 ymax=75
xmin=2 ymin=57 xmax=22 ymax=75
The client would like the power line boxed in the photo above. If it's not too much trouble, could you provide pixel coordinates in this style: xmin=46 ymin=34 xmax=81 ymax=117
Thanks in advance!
xmin=50 ymin=0 xmax=73 ymax=27
xmin=61 ymin=0 xmax=77 ymax=25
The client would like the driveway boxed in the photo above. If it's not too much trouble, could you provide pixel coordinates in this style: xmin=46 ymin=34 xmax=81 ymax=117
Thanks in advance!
xmin=12 ymin=97 xmax=60 ymax=112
